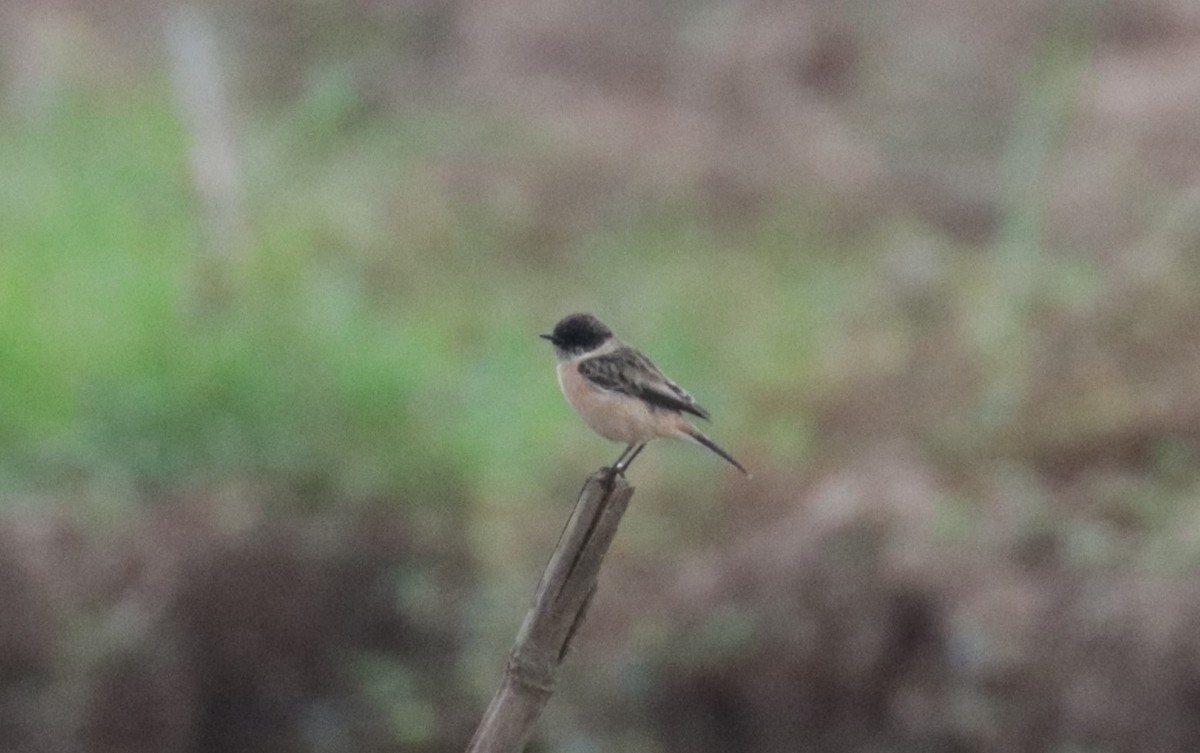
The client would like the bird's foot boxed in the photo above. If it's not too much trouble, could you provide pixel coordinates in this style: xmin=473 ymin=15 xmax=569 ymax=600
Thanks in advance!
xmin=600 ymin=464 xmax=626 ymax=488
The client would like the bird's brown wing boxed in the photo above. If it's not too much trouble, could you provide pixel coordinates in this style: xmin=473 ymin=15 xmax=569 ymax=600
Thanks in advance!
xmin=577 ymin=347 xmax=711 ymax=420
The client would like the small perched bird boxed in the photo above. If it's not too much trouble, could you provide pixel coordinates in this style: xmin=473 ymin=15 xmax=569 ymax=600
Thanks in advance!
xmin=541 ymin=313 xmax=748 ymax=476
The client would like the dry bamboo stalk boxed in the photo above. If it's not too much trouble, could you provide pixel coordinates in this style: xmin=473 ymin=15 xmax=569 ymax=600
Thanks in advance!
xmin=466 ymin=471 xmax=635 ymax=753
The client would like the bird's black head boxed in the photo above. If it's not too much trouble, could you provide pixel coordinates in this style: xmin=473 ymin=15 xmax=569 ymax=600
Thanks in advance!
xmin=540 ymin=313 xmax=613 ymax=358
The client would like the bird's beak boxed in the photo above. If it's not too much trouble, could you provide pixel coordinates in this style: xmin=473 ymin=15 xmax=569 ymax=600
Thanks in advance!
xmin=539 ymin=333 xmax=555 ymax=342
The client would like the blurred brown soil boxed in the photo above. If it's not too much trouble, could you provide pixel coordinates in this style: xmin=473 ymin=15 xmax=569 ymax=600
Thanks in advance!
xmin=0 ymin=498 xmax=473 ymax=753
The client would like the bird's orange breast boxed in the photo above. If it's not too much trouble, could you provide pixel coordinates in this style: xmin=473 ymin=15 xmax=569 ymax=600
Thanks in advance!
xmin=556 ymin=361 xmax=690 ymax=444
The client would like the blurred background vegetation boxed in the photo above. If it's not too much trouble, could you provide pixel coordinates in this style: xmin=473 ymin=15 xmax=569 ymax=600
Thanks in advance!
xmin=3 ymin=0 xmax=1200 ymax=751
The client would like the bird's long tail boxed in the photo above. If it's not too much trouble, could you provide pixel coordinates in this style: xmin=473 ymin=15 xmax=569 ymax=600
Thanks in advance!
xmin=685 ymin=429 xmax=750 ymax=476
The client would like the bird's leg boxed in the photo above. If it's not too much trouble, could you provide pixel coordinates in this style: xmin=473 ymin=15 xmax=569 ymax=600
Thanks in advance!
xmin=605 ymin=444 xmax=637 ymax=480
xmin=614 ymin=443 xmax=646 ymax=474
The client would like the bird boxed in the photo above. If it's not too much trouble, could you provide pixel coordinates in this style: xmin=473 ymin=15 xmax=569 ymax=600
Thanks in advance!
xmin=541 ymin=313 xmax=748 ymax=477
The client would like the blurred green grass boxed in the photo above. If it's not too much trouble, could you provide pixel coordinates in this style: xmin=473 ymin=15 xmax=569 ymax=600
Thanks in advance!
xmin=0 ymin=82 xmax=838 ymax=514
xmin=8 ymin=57 xmax=1175 ymax=541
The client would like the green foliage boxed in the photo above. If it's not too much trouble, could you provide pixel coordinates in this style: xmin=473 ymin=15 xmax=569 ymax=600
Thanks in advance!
xmin=0 ymin=82 xmax=834 ymax=513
